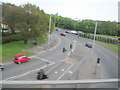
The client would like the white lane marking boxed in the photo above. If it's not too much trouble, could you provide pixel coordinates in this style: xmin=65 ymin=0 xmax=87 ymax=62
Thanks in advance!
xmin=32 ymin=56 xmax=55 ymax=65
xmin=57 ymin=64 xmax=74 ymax=80
xmin=29 ymin=55 xmax=36 ymax=58
xmin=67 ymin=52 xmax=71 ymax=56
xmin=54 ymin=71 xmax=58 ymax=74
xmin=3 ymin=65 xmax=48 ymax=81
xmin=68 ymin=71 xmax=73 ymax=74
xmin=61 ymin=69 xmax=65 ymax=71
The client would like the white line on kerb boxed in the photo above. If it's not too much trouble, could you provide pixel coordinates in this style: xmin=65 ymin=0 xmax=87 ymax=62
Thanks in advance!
xmin=57 ymin=64 xmax=74 ymax=80
xmin=32 ymin=56 xmax=55 ymax=64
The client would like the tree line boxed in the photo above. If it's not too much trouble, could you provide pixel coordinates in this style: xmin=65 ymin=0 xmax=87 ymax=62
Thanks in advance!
xmin=2 ymin=3 xmax=54 ymax=44
xmin=52 ymin=14 xmax=119 ymax=36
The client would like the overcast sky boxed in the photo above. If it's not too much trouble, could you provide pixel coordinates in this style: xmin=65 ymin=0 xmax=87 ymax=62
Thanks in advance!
xmin=1 ymin=0 xmax=119 ymax=21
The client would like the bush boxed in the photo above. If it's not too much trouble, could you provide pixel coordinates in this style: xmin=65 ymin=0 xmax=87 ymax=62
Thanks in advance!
xmin=2 ymin=32 xmax=11 ymax=37
xmin=8 ymin=34 xmax=23 ymax=41
xmin=2 ymin=37 xmax=11 ymax=44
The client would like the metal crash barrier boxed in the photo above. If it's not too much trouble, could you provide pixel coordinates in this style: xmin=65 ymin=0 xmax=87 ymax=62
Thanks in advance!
xmin=1 ymin=79 xmax=118 ymax=85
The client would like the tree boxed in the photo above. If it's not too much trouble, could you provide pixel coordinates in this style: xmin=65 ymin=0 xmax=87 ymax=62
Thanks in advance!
xmin=2 ymin=3 xmax=54 ymax=44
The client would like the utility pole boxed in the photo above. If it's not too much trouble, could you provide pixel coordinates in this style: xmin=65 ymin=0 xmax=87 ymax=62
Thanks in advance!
xmin=92 ymin=21 xmax=97 ymax=52
xmin=48 ymin=15 xmax=51 ymax=48
xmin=54 ymin=15 xmax=56 ymax=28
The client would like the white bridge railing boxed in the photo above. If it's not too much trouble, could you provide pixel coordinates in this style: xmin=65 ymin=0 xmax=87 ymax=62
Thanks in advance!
xmin=1 ymin=79 xmax=119 ymax=85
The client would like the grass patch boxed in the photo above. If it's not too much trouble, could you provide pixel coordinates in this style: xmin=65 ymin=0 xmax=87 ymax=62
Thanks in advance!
xmin=87 ymin=33 xmax=116 ymax=38
xmin=2 ymin=36 xmax=47 ymax=63
xmin=95 ymin=41 xmax=118 ymax=54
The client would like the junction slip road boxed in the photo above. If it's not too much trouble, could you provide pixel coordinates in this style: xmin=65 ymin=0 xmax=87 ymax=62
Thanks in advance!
xmin=1 ymin=30 xmax=118 ymax=88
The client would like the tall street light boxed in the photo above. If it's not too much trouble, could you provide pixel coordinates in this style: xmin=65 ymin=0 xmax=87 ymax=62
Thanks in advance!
xmin=29 ymin=28 xmax=32 ymax=48
xmin=92 ymin=21 xmax=98 ymax=53
xmin=48 ymin=15 xmax=51 ymax=48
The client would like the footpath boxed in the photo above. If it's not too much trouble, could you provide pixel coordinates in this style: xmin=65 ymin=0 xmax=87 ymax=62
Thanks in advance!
xmin=30 ymin=34 xmax=58 ymax=54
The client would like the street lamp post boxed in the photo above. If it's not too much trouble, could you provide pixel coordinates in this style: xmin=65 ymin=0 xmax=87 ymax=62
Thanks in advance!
xmin=29 ymin=28 xmax=32 ymax=48
xmin=54 ymin=15 xmax=56 ymax=28
xmin=48 ymin=15 xmax=51 ymax=48
xmin=92 ymin=21 xmax=97 ymax=53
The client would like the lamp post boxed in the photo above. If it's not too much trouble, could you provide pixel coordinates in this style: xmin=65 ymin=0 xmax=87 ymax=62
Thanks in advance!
xmin=48 ymin=15 xmax=51 ymax=48
xmin=92 ymin=21 xmax=97 ymax=53
xmin=29 ymin=28 xmax=32 ymax=48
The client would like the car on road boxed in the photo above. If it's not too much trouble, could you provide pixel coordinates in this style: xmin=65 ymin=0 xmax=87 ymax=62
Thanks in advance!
xmin=60 ymin=33 xmax=66 ymax=36
xmin=85 ymin=42 xmax=92 ymax=48
xmin=65 ymin=31 xmax=69 ymax=33
xmin=13 ymin=55 xmax=31 ymax=64
xmin=0 ymin=64 xmax=3 ymax=71
xmin=56 ymin=29 xmax=59 ymax=31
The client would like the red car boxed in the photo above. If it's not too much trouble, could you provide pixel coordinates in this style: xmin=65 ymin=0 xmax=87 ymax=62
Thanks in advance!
xmin=60 ymin=33 xmax=66 ymax=36
xmin=14 ymin=55 xmax=31 ymax=64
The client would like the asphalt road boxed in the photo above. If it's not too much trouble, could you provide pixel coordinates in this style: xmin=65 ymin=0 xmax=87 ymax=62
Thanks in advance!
xmin=62 ymin=31 xmax=118 ymax=79
xmin=1 ymin=30 xmax=118 ymax=88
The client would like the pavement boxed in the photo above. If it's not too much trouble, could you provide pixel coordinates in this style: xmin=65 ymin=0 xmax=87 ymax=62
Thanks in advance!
xmin=1 ymin=30 xmax=118 ymax=88
xmin=30 ymin=34 xmax=59 ymax=54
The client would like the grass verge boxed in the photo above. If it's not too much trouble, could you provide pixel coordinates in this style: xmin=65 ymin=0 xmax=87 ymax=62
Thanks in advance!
xmin=87 ymin=33 xmax=116 ymax=38
xmin=2 ymin=36 xmax=47 ymax=63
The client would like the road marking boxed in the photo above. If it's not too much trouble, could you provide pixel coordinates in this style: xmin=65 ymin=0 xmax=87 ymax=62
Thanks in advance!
xmin=32 ymin=56 xmax=55 ymax=65
xmin=68 ymin=71 xmax=73 ymax=74
xmin=61 ymin=69 xmax=65 ymax=71
xmin=3 ymin=65 xmax=48 ymax=81
xmin=54 ymin=71 xmax=58 ymax=74
xmin=57 ymin=64 xmax=74 ymax=80
xmin=67 ymin=52 xmax=71 ymax=56
xmin=29 ymin=55 xmax=37 ymax=58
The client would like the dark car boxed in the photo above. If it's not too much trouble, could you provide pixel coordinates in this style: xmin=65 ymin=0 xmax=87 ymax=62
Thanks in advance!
xmin=85 ymin=43 xmax=92 ymax=48
xmin=0 ymin=64 xmax=3 ymax=70
xmin=65 ymin=31 xmax=68 ymax=33
xmin=56 ymin=29 xmax=59 ymax=31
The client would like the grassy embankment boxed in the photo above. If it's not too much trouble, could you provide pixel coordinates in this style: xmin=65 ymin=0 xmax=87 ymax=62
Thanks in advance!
xmin=2 ymin=36 xmax=47 ymax=63
xmin=87 ymin=33 xmax=117 ymax=38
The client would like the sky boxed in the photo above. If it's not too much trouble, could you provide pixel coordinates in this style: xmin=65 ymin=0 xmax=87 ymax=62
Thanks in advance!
xmin=1 ymin=0 xmax=119 ymax=21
